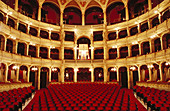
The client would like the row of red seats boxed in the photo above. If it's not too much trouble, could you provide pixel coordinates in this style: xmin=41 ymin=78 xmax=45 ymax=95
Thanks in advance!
xmin=24 ymin=83 xmax=146 ymax=111
xmin=133 ymin=85 xmax=170 ymax=111
xmin=0 ymin=86 xmax=35 ymax=111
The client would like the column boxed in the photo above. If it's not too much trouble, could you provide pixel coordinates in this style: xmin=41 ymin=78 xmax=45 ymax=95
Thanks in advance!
xmin=38 ymin=6 xmax=42 ymax=21
xmin=127 ymin=27 xmax=130 ymax=36
xmin=60 ymin=46 xmax=64 ymax=60
xmin=104 ymin=65 xmax=107 ymax=82
xmin=48 ymin=31 xmax=51 ymax=40
xmin=116 ymin=30 xmax=119 ymax=39
xmin=37 ymin=67 xmax=41 ymax=90
xmin=48 ymin=47 xmax=51 ymax=59
xmin=4 ymin=14 xmax=8 ymax=25
xmin=158 ymin=14 xmax=162 ymax=24
xmin=82 ymin=12 xmax=85 ymax=25
xmin=160 ymin=37 xmax=163 ymax=50
xmin=4 ymin=38 xmax=7 ymax=51
xmin=49 ymin=68 xmax=51 ymax=82
xmin=127 ymin=66 xmax=131 ymax=89
xmin=91 ymin=34 xmax=94 ymax=60
xmin=148 ymin=19 xmax=151 ymax=29
xmin=27 ymin=66 xmax=30 ymax=82
xmin=117 ymin=47 xmax=120 ymax=58
xmin=60 ymin=11 xmax=63 ymax=25
xmin=137 ymin=24 xmax=141 ymax=33
xmin=116 ymin=67 xmax=119 ymax=82
xmin=37 ymin=28 xmax=40 ymax=37
xmin=74 ymin=44 xmax=77 ymax=60
xmin=138 ymin=66 xmax=141 ymax=81
xmin=128 ymin=45 xmax=131 ymax=57
xmin=27 ymin=24 xmax=30 ymax=34
xmin=138 ymin=43 xmax=142 ymax=55
xmin=125 ymin=5 xmax=129 ymax=21
xmin=91 ymin=67 xmax=94 ymax=82
xmin=148 ymin=67 xmax=152 ymax=81
xmin=36 ymin=46 xmax=40 ymax=57
xmin=60 ymin=65 xmax=64 ymax=82
xmin=5 ymin=64 xmax=8 ymax=82
xmin=14 ymin=40 xmax=18 ymax=54
xmin=159 ymin=63 xmax=163 ymax=81
xmin=149 ymin=40 xmax=153 ymax=53
xmin=25 ymin=43 xmax=29 ymax=56
xmin=103 ymin=10 xmax=107 ymax=25
xmin=14 ymin=0 xmax=19 ymax=11
xmin=16 ymin=66 xmax=19 ymax=82
xmin=15 ymin=20 xmax=19 ymax=30
xmin=148 ymin=0 xmax=152 ymax=10
xmin=74 ymin=68 xmax=77 ymax=82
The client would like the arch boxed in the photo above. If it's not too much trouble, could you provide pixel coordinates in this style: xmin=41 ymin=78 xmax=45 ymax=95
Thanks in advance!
xmin=120 ymin=46 xmax=128 ymax=58
xmin=93 ymin=31 xmax=103 ymax=41
xmin=154 ymin=38 xmax=161 ymax=52
xmin=19 ymin=65 xmax=28 ymax=82
xmin=50 ymin=48 xmax=59 ymax=60
xmin=64 ymin=49 xmax=74 ymax=59
xmin=161 ymin=62 xmax=170 ymax=82
xmin=51 ymin=32 xmax=60 ymax=40
xmin=29 ymin=27 xmax=38 ymax=36
xmin=130 ymin=26 xmax=138 ymax=36
xmin=0 ymin=63 xmax=6 ymax=82
xmin=63 ymin=7 xmax=82 ymax=25
xmin=6 ymin=39 xmax=13 ymax=53
xmin=140 ymin=65 xmax=149 ymax=81
xmin=162 ymin=33 xmax=170 ymax=49
xmin=77 ymin=37 xmax=91 ymax=46
xmin=85 ymin=7 xmax=103 ymax=25
xmin=64 ymin=68 xmax=74 ymax=82
xmin=0 ymin=12 xmax=4 ymax=22
xmin=109 ymin=48 xmax=117 ymax=59
xmin=42 ymin=2 xmax=60 ymax=25
xmin=51 ymin=67 xmax=60 ymax=82
xmin=18 ymin=0 xmax=38 ymax=19
xmin=106 ymin=2 xmax=125 ymax=25
xmin=151 ymin=0 xmax=164 ymax=9
xmin=108 ymin=32 xmax=117 ymax=40
xmin=94 ymin=48 xmax=104 ymax=59
xmin=152 ymin=63 xmax=160 ymax=81
xmin=8 ymin=64 xmax=18 ymax=82
xmin=119 ymin=67 xmax=128 ymax=88
xmin=151 ymin=16 xmax=159 ymax=28
xmin=131 ymin=44 xmax=139 ymax=57
xmin=65 ymin=31 xmax=74 ymax=41
xmin=40 ymin=67 xmax=49 ymax=88
xmin=30 ymin=66 xmax=38 ymax=89
xmin=40 ymin=47 xmax=48 ymax=59
xmin=40 ymin=30 xmax=49 ymax=39
xmin=142 ymin=41 xmax=150 ymax=55
xmin=29 ymin=45 xmax=36 ymax=57
xmin=108 ymin=67 xmax=117 ymax=82
xmin=77 ymin=68 xmax=91 ymax=82
xmin=128 ymin=0 xmax=148 ymax=19
xmin=119 ymin=29 xmax=127 ymax=39
xmin=130 ymin=66 xmax=139 ymax=87
xmin=0 ymin=35 xmax=5 ymax=51
xmin=17 ymin=42 xmax=26 ymax=55
xmin=7 ymin=18 xmax=15 ymax=28
xmin=140 ymin=21 xmax=149 ymax=32
xmin=18 ymin=23 xmax=27 ymax=33
xmin=2 ymin=0 xmax=15 ymax=9
xmin=94 ymin=67 xmax=104 ymax=82
xmin=162 ymin=9 xmax=170 ymax=22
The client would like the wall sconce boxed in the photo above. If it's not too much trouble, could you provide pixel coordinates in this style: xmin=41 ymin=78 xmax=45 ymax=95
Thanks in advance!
xmin=66 ymin=73 xmax=69 ymax=78
xmin=31 ymin=67 xmax=38 ymax=71
xmin=98 ymin=73 xmax=102 ymax=77
xmin=12 ymin=65 xmax=19 ymax=70
xmin=52 ymin=67 xmax=57 ymax=72
xmin=130 ymin=66 xmax=136 ymax=71
xmin=147 ymin=64 xmax=154 ymax=69
xmin=111 ymin=67 xmax=117 ymax=72
xmin=74 ymin=68 xmax=79 ymax=72
xmin=165 ymin=62 xmax=170 ymax=66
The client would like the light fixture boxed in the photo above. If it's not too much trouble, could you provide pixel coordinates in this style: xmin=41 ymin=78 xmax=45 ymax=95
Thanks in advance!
xmin=90 ymin=29 xmax=93 ymax=34
xmin=52 ymin=67 xmax=57 ymax=72
xmin=8 ymin=12 xmax=12 ymax=15
xmin=98 ymin=73 xmax=102 ymax=77
xmin=130 ymin=66 xmax=136 ymax=71
xmin=89 ymin=68 xmax=92 ymax=72
xmin=74 ymin=68 xmax=79 ymax=72
xmin=154 ymin=10 xmax=158 ymax=14
xmin=10 ymin=36 xmax=16 ymax=40
xmin=29 ymin=22 xmax=32 ymax=25
xmin=147 ymin=64 xmax=154 ymax=68
xmin=150 ymin=35 xmax=156 ymax=38
xmin=111 ymin=67 xmax=117 ymax=72
xmin=89 ymin=47 xmax=94 ymax=50
xmin=135 ymin=22 xmax=138 ymax=24
xmin=165 ymin=62 xmax=170 ymax=66
xmin=115 ymin=27 xmax=119 ymax=31
xmin=74 ymin=29 xmax=77 ymax=33
xmin=12 ymin=65 xmax=19 ymax=70
xmin=50 ymin=46 xmax=55 ymax=49
xmin=31 ymin=67 xmax=38 ymax=71
xmin=66 ymin=73 xmax=69 ymax=78
xmin=112 ymin=46 xmax=117 ymax=48
xmin=49 ymin=28 xmax=53 ymax=31
xmin=132 ymin=41 xmax=138 ymax=45
xmin=30 ymin=42 xmax=35 ymax=46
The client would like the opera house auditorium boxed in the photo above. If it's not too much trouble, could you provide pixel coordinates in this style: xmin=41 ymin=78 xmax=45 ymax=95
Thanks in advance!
xmin=0 ymin=0 xmax=169 ymax=110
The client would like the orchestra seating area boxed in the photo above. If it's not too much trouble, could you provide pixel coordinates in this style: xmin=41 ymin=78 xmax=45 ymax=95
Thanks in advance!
xmin=134 ymin=85 xmax=170 ymax=111
xmin=0 ymin=86 xmax=35 ymax=111
xmin=24 ymin=83 xmax=146 ymax=111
